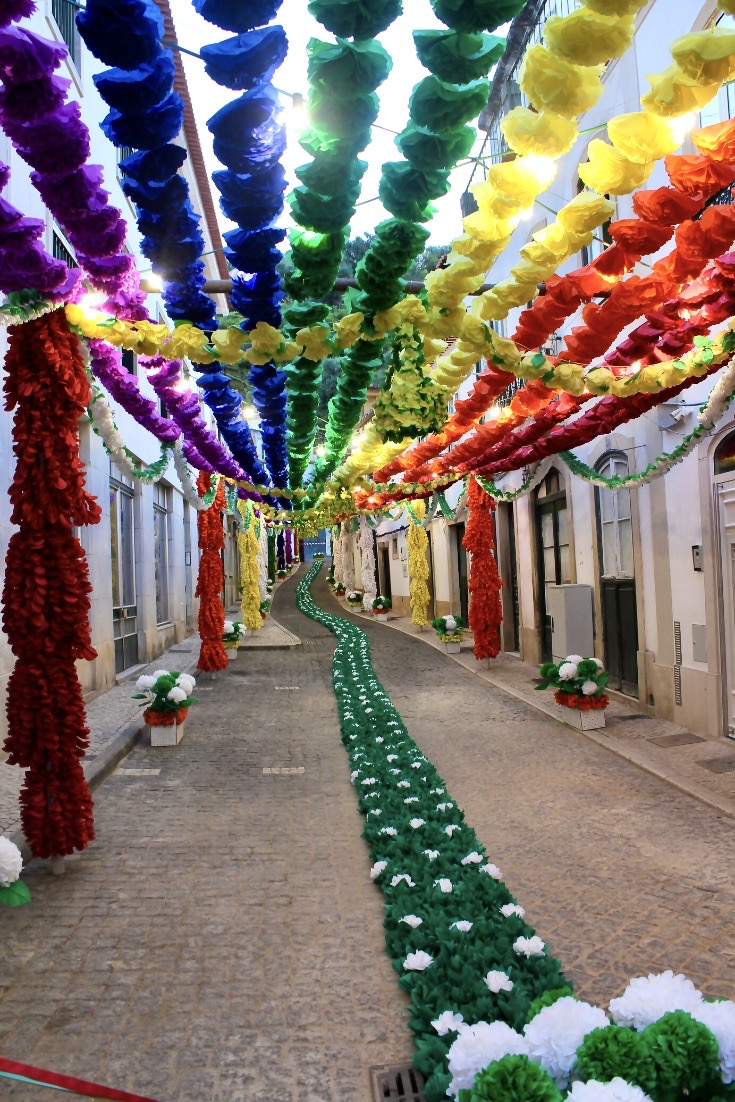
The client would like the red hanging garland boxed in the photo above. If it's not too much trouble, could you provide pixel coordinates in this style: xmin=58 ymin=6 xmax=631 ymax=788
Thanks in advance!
xmin=462 ymin=476 xmax=503 ymax=661
xmin=2 ymin=311 xmax=100 ymax=858
xmin=195 ymin=472 xmax=228 ymax=672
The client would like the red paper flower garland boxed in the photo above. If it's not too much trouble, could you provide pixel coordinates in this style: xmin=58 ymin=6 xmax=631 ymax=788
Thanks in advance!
xmin=195 ymin=472 xmax=228 ymax=672
xmin=462 ymin=476 xmax=503 ymax=661
xmin=2 ymin=311 xmax=100 ymax=858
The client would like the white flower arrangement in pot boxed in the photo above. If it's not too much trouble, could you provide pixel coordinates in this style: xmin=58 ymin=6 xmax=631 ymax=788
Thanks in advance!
xmin=346 ymin=590 xmax=363 ymax=607
xmin=134 ymin=670 xmax=198 ymax=747
xmin=0 ymin=836 xmax=30 ymax=907
xmin=432 ymin=615 xmax=466 ymax=652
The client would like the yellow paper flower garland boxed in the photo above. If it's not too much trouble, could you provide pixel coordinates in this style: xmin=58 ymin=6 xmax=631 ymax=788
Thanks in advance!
xmin=407 ymin=500 xmax=430 ymax=628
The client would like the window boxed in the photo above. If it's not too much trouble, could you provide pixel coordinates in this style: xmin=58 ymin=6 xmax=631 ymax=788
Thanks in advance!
xmin=122 ymin=349 xmax=137 ymax=376
xmin=52 ymin=229 xmax=77 ymax=269
xmin=715 ymin=431 xmax=735 ymax=477
xmin=51 ymin=0 xmax=81 ymax=70
xmin=392 ymin=538 xmax=399 ymax=560
xmin=595 ymin=453 xmax=634 ymax=578
xmin=153 ymin=482 xmax=171 ymax=624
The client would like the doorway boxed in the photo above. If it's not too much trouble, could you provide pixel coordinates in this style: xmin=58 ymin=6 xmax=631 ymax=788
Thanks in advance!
xmin=534 ymin=469 xmax=570 ymax=662
xmin=715 ymin=432 xmax=735 ymax=733
xmin=454 ymin=523 xmax=469 ymax=622
xmin=594 ymin=452 xmax=638 ymax=694
xmin=110 ymin=469 xmax=138 ymax=674
xmin=378 ymin=544 xmax=392 ymax=601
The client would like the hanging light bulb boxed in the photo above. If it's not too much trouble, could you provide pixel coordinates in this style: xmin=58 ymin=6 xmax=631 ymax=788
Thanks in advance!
xmin=242 ymin=404 xmax=257 ymax=420
xmin=78 ymin=291 xmax=106 ymax=317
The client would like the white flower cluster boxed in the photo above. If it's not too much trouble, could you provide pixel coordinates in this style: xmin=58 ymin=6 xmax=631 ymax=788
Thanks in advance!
xmin=0 ymin=836 xmax=23 ymax=887
xmin=445 ymin=972 xmax=735 ymax=1100
xmin=135 ymin=670 xmax=196 ymax=707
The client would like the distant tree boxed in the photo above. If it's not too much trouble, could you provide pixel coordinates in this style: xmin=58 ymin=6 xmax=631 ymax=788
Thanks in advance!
xmin=405 ymin=245 xmax=450 ymax=282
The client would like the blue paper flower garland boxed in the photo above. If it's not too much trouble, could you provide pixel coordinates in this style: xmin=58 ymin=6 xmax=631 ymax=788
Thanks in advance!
xmin=199 ymin=0 xmax=290 ymax=494
xmin=78 ymin=0 xmax=273 ymax=492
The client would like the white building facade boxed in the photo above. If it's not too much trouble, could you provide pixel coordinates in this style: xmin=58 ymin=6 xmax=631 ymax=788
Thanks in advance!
xmin=0 ymin=0 xmax=237 ymax=738
xmin=375 ymin=0 xmax=735 ymax=741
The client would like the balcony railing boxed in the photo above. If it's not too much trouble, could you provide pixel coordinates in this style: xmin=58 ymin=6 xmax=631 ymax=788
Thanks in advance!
xmin=51 ymin=0 xmax=81 ymax=70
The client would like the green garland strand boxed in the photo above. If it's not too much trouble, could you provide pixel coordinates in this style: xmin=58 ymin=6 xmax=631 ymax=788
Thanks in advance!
xmin=296 ymin=562 xmax=568 ymax=1101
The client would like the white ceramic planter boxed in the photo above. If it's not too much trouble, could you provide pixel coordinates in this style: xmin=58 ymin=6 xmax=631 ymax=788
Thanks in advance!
xmin=552 ymin=705 xmax=606 ymax=731
xmin=226 ymin=647 xmax=239 ymax=662
xmin=373 ymin=611 xmax=390 ymax=620
xmin=150 ymin=719 xmax=185 ymax=747
xmin=444 ymin=642 xmax=461 ymax=654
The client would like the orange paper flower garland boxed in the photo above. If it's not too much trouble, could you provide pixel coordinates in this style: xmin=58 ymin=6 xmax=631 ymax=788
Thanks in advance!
xmin=462 ymin=476 xmax=503 ymax=661
xmin=195 ymin=472 xmax=228 ymax=672
xmin=2 ymin=311 xmax=100 ymax=858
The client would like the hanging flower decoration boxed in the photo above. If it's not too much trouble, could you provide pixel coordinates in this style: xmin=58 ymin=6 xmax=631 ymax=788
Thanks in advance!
xmin=195 ymin=473 xmax=229 ymax=672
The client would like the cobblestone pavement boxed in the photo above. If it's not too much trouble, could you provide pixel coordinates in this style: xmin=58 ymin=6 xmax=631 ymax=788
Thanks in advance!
xmin=2 ymin=568 xmax=735 ymax=1102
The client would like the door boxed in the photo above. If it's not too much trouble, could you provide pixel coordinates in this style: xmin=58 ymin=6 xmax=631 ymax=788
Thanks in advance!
xmin=718 ymin=479 xmax=735 ymax=733
xmin=595 ymin=453 xmax=638 ymax=694
xmin=455 ymin=523 xmax=469 ymax=622
xmin=110 ymin=471 xmax=138 ymax=673
xmin=504 ymin=502 xmax=520 ymax=651
xmin=426 ymin=527 xmax=436 ymax=621
xmin=183 ymin=501 xmax=194 ymax=628
xmin=534 ymin=469 xmax=571 ymax=662
xmin=379 ymin=545 xmax=392 ymax=600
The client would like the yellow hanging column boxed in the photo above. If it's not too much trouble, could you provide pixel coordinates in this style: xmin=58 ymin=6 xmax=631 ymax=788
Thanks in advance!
xmin=407 ymin=500 xmax=430 ymax=628
xmin=238 ymin=501 xmax=263 ymax=632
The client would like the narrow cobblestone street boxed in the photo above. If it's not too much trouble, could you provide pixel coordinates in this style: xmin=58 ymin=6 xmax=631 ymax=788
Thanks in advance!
xmin=1 ymin=567 xmax=734 ymax=1101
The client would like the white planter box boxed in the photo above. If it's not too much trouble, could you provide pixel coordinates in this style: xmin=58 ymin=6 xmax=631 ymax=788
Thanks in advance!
xmin=226 ymin=648 xmax=238 ymax=662
xmin=444 ymin=642 xmax=461 ymax=654
xmin=149 ymin=719 xmax=185 ymax=747
xmin=551 ymin=704 xmax=606 ymax=731
xmin=373 ymin=612 xmax=389 ymax=620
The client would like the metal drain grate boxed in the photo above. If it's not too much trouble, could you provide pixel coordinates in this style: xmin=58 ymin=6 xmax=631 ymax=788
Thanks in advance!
xmin=648 ymin=732 xmax=705 ymax=747
xmin=698 ymin=756 xmax=735 ymax=773
xmin=370 ymin=1064 xmax=427 ymax=1102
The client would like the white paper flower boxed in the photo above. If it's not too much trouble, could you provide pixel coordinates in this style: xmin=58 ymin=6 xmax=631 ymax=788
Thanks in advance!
xmin=445 ymin=616 xmax=457 ymax=632
xmin=444 ymin=824 xmax=460 ymax=836
xmin=391 ymin=874 xmax=415 ymax=888
xmin=609 ymin=971 xmax=704 ymax=1030
xmin=566 ymin=1079 xmax=652 ymax=1101
xmin=380 ymin=827 xmax=398 ymax=837
xmin=370 ymin=861 xmax=387 ymax=880
xmin=167 ymin=687 xmax=187 ymax=704
xmin=362 ymin=777 xmax=377 ymax=786
xmin=0 ymin=836 xmax=23 ymax=887
xmin=397 ymin=780 xmax=411 ymax=788
xmin=480 ymin=863 xmax=502 ymax=879
xmin=411 ymin=762 xmax=421 ymax=769
xmin=400 ymin=914 xmax=423 ymax=928
xmin=350 ymin=771 xmax=360 ymax=782
xmin=500 ymin=903 xmax=525 ymax=918
xmin=375 ymin=736 xmax=384 ymax=743
xmin=223 ymin=620 xmax=234 ymax=634
xmin=461 ymin=852 xmax=483 ymax=865
xmin=432 ymin=1010 xmax=464 ymax=1036
xmin=432 ymin=788 xmax=445 ymax=795
xmin=451 ymin=920 xmax=473 ymax=933
xmin=135 ymin=675 xmax=156 ymax=692
xmin=409 ymin=818 xmax=425 ymax=829
xmin=424 ymin=849 xmax=440 ymax=860
xmin=566 ymin=654 xmax=583 ymax=664
xmin=525 ymin=997 xmax=609 ymax=1088
xmin=404 ymin=796 xmax=419 ymax=804
xmin=581 ymin=680 xmax=598 ymax=696
xmin=436 ymin=878 xmax=453 ymax=893
xmin=152 ymin=669 xmax=169 ymax=680
xmin=390 ymin=769 xmax=401 ymax=775
xmin=447 ymin=1022 xmax=528 ymax=1100
xmin=437 ymin=803 xmax=450 ymax=811
xmin=369 ymin=809 xmax=382 ymax=816
xmin=558 ymin=661 xmax=578 ymax=680
xmin=387 ymin=754 xmax=398 ymax=762
xmin=404 ymin=950 xmax=433 ymax=971
xmin=514 ymin=935 xmax=545 ymax=957
xmin=691 ymin=1000 xmax=735 ymax=1084
xmin=485 ymin=970 xmax=514 ymax=993
xmin=591 ymin=658 xmax=604 ymax=668
xmin=177 ymin=674 xmax=195 ymax=696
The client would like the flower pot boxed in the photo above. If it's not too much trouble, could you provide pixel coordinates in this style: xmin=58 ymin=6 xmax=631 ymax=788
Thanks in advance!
xmin=444 ymin=642 xmax=461 ymax=654
xmin=551 ymin=704 xmax=606 ymax=731
xmin=145 ymin=706 xmax=188 ymax=747
xmin=373 ymin=610 xmax=389 ymax=619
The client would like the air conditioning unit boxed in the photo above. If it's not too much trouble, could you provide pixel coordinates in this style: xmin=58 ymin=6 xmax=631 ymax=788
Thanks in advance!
xmin=546 ymin=584 xmax=594 ymax=664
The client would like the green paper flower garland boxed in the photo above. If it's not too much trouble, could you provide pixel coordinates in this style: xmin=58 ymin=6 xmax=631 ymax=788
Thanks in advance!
xmin=296 ymin=562 xmax=568 ymax=1102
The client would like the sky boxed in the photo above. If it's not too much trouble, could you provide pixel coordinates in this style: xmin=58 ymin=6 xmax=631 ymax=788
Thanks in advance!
xmin=169 ymin=0 xmax=493 ymax=250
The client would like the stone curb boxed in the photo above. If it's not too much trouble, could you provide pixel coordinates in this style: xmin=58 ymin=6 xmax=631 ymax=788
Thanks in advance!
xmin=334 ymin=595 xmax=735 ymax=823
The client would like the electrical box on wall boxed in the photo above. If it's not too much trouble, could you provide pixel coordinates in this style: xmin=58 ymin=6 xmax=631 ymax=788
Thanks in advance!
xmin=546 ymin=584 xmax=595 ymax=664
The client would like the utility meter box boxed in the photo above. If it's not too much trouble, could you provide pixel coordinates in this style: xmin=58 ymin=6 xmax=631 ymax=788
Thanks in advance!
xmin=546 ymin=584 xmax=594 ymax=664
